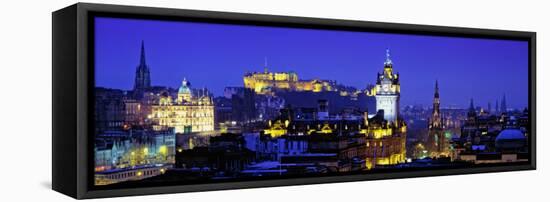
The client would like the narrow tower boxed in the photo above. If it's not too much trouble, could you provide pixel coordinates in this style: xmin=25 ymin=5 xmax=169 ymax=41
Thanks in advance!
xmin=501 ymin=94 xmax=507 ymax=113
xmin=375 ymin=49 xmax=400 ymax=122
xmin=495 ymin=99 xmax=499 ymax=114
xmin=133 ymin=40 xmax=152 ymax=99
xmin=427 ymin=80 xmax=446 ymax=157
xmin=467 ymin=98 xmax=476 ymax=124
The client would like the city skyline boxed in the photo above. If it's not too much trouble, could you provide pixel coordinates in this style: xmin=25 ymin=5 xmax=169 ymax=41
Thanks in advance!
xmin=94 ymin=17 xmax=529 ymax=109
xmin=92 ymin=16 xmax=531 ymax=187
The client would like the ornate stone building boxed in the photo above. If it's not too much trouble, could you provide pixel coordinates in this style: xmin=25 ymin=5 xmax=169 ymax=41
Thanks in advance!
xmin=150 ymin=79 xmax=215 ymax=134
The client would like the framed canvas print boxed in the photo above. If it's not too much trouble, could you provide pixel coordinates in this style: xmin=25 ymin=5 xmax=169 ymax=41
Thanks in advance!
xmin=52 ymin=3 xmax=536 ymax=199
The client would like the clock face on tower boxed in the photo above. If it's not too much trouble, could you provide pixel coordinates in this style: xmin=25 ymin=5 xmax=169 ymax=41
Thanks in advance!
xmin=383 ymin=84 xmax=390 ymax=92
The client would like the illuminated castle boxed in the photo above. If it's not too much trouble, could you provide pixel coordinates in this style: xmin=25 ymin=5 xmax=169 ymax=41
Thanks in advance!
xmin=150 ymin=78 xmax=215 ymax=133
xmin=373 ymin=49 xmax=400 ymax=122
xmin=243 ymin=60 xmax=335 ymax=94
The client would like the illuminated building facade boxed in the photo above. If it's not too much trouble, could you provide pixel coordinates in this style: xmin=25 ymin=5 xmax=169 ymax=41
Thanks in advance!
xmin=261 ymin=50 xmax=408 ymax=169
xmin=362 ymin=110 xmax=407 ymax=169
xmin=263 ymin=97 xmax=406 ymax=170
xmin=374 ymin=49 xmax=401 ymax=122
xmin=94 ymin=128 xmax=176 ymax=185
xmin=243 ymin=66 xmax=335 ymax=94
xmin=150 ymin=79 xmax=215 ymax=133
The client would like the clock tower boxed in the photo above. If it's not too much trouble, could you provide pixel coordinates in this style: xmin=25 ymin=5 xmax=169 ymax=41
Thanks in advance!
xmin=375 ymin=49 xmax=400 ymax=122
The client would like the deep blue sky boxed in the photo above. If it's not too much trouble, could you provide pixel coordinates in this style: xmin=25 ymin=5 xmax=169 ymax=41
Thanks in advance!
xmin=95 ymin=17 xmax=528 ymax=109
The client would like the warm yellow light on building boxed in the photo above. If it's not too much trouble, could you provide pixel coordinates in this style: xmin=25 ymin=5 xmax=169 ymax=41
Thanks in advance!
xmin=376 ymin=157 xmax=390 ymax=165
xmin=159 ymin=145 xmax=167 ymax=155
xmin=244 ymin=71 xmax=334 ymax=94
xmin=142 ymin=147 xmax=148 ymax=155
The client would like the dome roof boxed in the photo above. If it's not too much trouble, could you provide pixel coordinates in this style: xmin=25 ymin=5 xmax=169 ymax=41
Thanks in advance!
xmin=496 ymin=129 xmax=525 ymax=141
xmin=178 ymin=79 xmax=191 ymax=94
xmin=495 ymin=129 xmax=526 ymax=149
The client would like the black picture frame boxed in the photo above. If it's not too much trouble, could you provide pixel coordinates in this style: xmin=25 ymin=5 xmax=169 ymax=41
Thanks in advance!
xmin=52 ymin=2 xmax=536 ymax=199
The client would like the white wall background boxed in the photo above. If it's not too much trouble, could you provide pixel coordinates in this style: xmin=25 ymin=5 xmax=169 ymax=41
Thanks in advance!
xmin=0 ymin=0 xmax=546 ymax=201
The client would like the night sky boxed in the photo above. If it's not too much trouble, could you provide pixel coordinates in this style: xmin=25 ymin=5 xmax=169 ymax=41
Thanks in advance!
xmin=94 ymin=17 xmax=528 ymax=109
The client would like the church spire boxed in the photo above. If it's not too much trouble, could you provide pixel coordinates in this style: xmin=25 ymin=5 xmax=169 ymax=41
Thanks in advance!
xmin=134 ymin=40 xmax=151 ymax=98
xmin=140 ymin=40 xmax=146 ymax=66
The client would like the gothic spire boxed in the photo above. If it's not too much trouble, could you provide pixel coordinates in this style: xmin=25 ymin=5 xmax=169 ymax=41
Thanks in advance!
xmin=134 ymin=40 xmax=151 ymax=98
xmin=140 ymin=40 xmax=147 ymax=66
xmin=501 ymin=94 xmax=507 ymax=113
xmin=431 ymin=80 xmax=441 ymax=122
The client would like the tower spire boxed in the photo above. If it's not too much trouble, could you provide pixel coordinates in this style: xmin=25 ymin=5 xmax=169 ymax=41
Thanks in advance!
xmin=431 ymin=80 xmax=441 ymax=121
xmin=428 ymin=79 xmax=444 ymax=157
xmin=469 ymin=98 xmax=475 ymax=111
xmin=501 ymin=94 xmax=507 ymax=113
xmin=133 ymin=40 xmax=151 ymax=98
xmin=384 ymin=48 xmax=392 ymax=65
xmin=140 ymin=40 xmax=146 ymax=66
